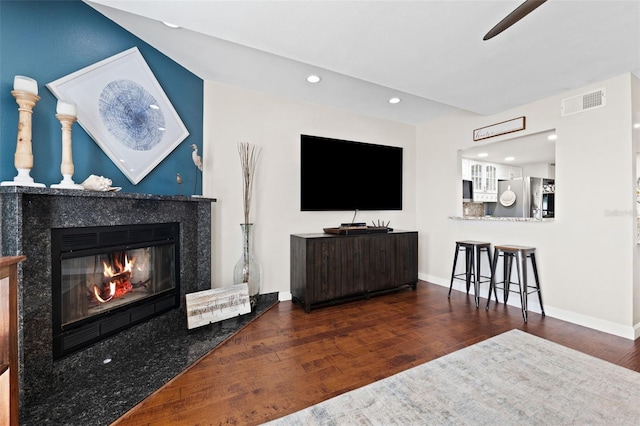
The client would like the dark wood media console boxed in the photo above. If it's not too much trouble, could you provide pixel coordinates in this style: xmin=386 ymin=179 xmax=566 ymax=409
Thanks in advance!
xmin=290 ymin=230 xmax=418 ymax=312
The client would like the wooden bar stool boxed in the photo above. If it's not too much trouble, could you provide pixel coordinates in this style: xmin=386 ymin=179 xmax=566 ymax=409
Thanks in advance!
xmin=448 ymin=241 xmax=493 ymax=308
xmin=486 ymin=244 xmax=545 ymax=322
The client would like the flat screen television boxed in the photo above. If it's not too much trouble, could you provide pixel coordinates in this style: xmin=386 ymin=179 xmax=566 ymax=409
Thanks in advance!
xmin=301 ymin=134 xmax=403 ymax=211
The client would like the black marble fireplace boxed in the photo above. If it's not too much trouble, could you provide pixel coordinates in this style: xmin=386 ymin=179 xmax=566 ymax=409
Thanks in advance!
xmin=0 ymin=187 xmax=215 ymax=423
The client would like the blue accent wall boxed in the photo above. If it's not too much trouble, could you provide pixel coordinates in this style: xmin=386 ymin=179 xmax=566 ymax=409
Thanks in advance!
xmin=0 ymin=0 xmax=203 ymax=195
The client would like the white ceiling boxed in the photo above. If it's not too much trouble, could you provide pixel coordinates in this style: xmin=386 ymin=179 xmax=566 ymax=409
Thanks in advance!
xmin=84 ymin=0 xmax=640 ymax=125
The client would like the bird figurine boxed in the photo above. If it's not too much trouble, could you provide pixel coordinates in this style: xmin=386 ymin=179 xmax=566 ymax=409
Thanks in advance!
xmin=191 ymin=144 xmax=203 ymax=195
xmin=191 ymin=144 xmax=203 ymax=171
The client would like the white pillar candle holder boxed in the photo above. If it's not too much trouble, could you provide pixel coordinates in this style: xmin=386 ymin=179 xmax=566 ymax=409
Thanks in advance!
xmin=1 ymin=87 xmax=45 ymax=188
xmin=51 ymin=100 xmax=82 ymax=190
xmin=50 ymin=110 xmax=83 ymax=190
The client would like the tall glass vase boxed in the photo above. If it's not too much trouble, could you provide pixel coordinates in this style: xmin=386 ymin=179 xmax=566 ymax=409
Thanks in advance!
xmin=233 ymin=223 xmax=260 ymax=309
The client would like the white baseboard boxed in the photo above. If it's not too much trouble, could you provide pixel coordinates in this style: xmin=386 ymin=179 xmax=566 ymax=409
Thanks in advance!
xmin=419 ymin=273 xmax=635 ymax=340
xmin=544 ymin=306 xmax=636 ymax=340
xmin=278 ymin=291 xmax=292 ymax=301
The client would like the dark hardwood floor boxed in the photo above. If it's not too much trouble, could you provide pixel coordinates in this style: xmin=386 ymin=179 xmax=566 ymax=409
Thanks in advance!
xmin=112 ymin=281 xmax=640 ymax=425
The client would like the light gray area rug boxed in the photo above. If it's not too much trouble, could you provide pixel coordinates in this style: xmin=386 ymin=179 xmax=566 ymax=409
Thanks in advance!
xmin=265 ymin=329 xmax=640 ymax=425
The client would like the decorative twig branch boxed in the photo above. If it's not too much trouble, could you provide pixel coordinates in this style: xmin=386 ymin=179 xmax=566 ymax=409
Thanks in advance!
xmin=238 ymin=142 xmax=262 ymax=225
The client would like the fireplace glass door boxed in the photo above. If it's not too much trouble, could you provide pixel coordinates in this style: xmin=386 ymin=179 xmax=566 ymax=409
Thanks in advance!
xmin=61 ymin=243 xmax=175 ymax=326
xmin=52 ymin=222 xmax=180 ymax=359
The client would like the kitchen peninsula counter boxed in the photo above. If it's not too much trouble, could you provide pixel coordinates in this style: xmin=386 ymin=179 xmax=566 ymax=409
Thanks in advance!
xmin=450 ymin=216 xmax=554 ymax=222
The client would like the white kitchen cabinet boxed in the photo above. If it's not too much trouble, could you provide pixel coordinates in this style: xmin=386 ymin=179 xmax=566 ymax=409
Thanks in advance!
xmin=497 ymin=165 xmax=509 ymax=180
xmin=484 ymin=164 xmax=497 ymax=194
xmin=469 ymin=161 xmax=497 ymax=202
xmin=497 ymin=165 xmax=523 ymax=180
xmin=461 ymin=158 xmax=471 ymax=180
xmin=470 ymin=161 xmax=484 ymax=194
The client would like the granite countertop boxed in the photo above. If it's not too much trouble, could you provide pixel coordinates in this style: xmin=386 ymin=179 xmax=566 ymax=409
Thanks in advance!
xmin=450 ymin=216 xmax=554 ymax=222
xmin=0 ymin=186 xmax=216 ymax=202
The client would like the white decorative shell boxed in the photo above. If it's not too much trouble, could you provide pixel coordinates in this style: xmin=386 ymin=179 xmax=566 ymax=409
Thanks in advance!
xmin=81 ymin=174 xmax=113 ymax=191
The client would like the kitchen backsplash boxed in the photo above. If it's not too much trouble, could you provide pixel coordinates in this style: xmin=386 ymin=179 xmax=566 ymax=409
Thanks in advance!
xmin=463 ymin=202 xmax=484 ymax=217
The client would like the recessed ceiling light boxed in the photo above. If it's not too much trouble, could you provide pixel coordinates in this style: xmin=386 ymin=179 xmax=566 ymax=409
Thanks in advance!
xmin=388 ymin=97 xmax=401 ymax=104
xmin=477 ymin=153 xmax=489 ymax=158
xmin=505 ymin=156 xmax=515 ymax=162
xmin=634 ymin=123 xmax=640 ymax=129
xmin=162 ymin=21 xmax=181 ymax=29
xmin=306 ymin=74 xmax=322 ymax=83
xmin=547 ymin=134 xmax=557 ymax=141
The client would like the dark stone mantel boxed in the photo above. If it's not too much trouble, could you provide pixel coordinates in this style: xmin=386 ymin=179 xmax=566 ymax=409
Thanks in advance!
xmin=0 ymin=187 xmax=224 ymax=424
xmin=0 ymin=185 xmax=216 ymax=201
xmin=0 ymin=186 xmax=216 ymax=263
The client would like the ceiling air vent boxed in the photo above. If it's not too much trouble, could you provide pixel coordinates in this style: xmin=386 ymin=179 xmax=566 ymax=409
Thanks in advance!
xmin=561 ymin=89 xmax=606 ymax=117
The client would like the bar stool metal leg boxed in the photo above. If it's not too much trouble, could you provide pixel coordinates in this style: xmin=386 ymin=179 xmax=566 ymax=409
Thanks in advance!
xmin=503 ymin=253 xmax=513 ymax=304
xmin=468 ymin=246 xmax=477 ymax=306
xmin=465 ymin=247 xmax=474 ymax=294
xmin=530 ymin=253 xmax=545 ymax=317
xmin=487 ymin=247 xmax=499 ymax=305
xmin=472 ymin=244 xmax=488 ymax=308
xmin=487 ymin=250 xmax=511 ymax=307
xmin=515 ymin=250 xmax=527 ymax=322
xmin=448 ymin=243 xmax=461 ymax=298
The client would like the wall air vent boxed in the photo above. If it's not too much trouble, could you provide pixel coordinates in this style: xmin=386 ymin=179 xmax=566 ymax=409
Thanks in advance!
xmin=561 ymin=89 xmax=606 ymax=117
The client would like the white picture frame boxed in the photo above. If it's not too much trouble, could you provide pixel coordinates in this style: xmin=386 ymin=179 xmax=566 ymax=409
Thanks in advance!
xmin=47 ymin=47 xmax=189 ymax=184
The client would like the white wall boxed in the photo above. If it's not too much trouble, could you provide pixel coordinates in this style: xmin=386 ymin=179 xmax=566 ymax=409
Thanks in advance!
xmin=417 ymin=73 xmax=638 ymax=339
xmin=201 ymin=75 xmax=640 ymax=339
xmin=202 ymin=82 xmax=416 ymax=297
xmin=632 ymin=75 xmax=640 ymax=331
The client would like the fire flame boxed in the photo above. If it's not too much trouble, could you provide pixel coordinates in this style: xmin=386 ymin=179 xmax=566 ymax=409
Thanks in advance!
xmin=93 ymin=254 xmax=135 ymax=303
xmin=102 ymin=255 xmax=134 ymax=277
xmin=94 ymin=282 xmax=116 ymax=303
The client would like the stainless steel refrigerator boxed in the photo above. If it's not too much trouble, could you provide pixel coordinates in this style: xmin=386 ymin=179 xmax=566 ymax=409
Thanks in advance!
xmin=493 ymin=177 xmax=544 ymax=218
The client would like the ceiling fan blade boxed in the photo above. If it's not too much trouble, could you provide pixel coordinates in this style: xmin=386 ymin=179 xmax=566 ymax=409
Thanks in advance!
xmin=483 ymin=0 xmax=547 ymax=40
